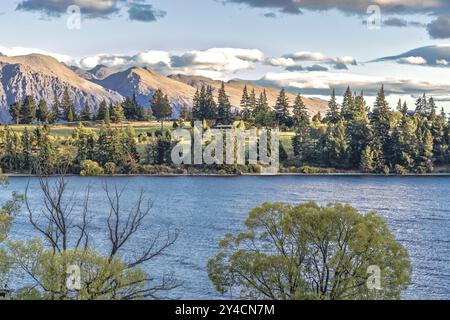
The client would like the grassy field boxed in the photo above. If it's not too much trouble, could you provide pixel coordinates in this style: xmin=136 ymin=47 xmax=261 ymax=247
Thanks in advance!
xmin=7 ymin=121 xmax=174 ymax=137
xmin=6 ymin=121 xmax=296 ymax=160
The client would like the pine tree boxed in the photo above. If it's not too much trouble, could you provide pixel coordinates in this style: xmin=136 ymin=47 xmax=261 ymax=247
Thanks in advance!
xmin=292 ymin=94 xmax=309 ymax=130
xmin=36 ymin=99 xmax=49 ymax=124
xmin=104 ymin=103 xmax=111 ymax=125
xmin=151 ymin=89 xmax=172 ymax=130
xmin=21 ymin=95 xmax=37 ymax=124
xmin=274 ymin=89 xmax=292 ymax=127
xmin=325 ymin=89 xmax=340 ymax=125
xmin=122 ymin=93 xmax=140 ymax=120
xmin=96 ymin=100 xmax=108 ymax=121
xmin=50 ymin=95 xmax=61 ymax=124
xmin=192 ymin=88 xmax=201 ymax=120
xmin=217 ymin=82 xmax=232 ymax=125
xmin=415 ymin=93 xmax=428 ymax=116
xmin=61 ymin=88 xmax=75 ymax=122
xmin=111 ymin=102 xmax=125 ymax=123
xmin=360 ymin=145 xmax=374 ymax=173
xmin=240 ymin=85 xmax=251 ymax=120
xmin=80 ymin=100 xmax=91 ymax=121
xmin=21 ymin=127 xmax=34 ymax=170
xmin=9 ymin=101 xmax=22 ymax=125
xmin=341 ymin=87 xmax=354 ymax=122
xmin=371 ymin=85 xmax=392 ymax=160
xmin=347 ymin=92 xmax=370 ymax=167
xmin=324 ymin=118 xmax=349 ymax=168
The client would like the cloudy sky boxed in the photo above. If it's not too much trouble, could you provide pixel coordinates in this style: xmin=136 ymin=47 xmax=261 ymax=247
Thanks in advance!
xmin=1 ymin=0 xmax=450 ymax=110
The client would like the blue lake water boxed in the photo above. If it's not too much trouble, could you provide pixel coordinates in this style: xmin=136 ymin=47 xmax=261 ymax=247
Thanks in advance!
xmin=1 ymin=176 xmax=450 ymax=300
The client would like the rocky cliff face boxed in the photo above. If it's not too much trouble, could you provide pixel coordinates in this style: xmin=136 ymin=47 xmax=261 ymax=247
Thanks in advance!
xmin=0 ymin=54 xmax=122 ymax=121
xmin=0 ymin=53 xmax=329 ymax=122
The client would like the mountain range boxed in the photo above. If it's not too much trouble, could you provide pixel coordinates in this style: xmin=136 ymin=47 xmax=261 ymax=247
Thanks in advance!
xmin=0 ymin=53 xmax=328 ymax=122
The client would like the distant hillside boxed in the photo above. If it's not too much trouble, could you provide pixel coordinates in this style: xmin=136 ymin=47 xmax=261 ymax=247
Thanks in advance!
xmin=97 ymin=67 xmax=197 ymax=115
xmin=169 ymin=74 xmax=328 ymax=116
xmin=0 ymin=53 xmax=329 ymax=122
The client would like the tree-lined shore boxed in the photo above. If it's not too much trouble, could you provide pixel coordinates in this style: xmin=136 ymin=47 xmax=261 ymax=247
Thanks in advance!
xmin=1 ymin=84 xmax=449 ymax=175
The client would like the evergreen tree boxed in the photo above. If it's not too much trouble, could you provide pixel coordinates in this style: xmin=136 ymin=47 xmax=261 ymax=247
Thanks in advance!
xmin=151 ymin=89 xmax=172 ymax=130
xmin=9 ymin=101 xmax=22 ymax=125
xmin=415 ymin=93 xmax=428 ymax=116
xmin=274 ymin=89 xmax=292 ymax=127
xmin=21 ymin=127 xmax=34 ymax=170
xmin=80 ymin=100 xmax=91 ymax=121
xmin=96 ymin=100 xmax=108 ymax=121
xmin=61 ymin=88 xmax=75 ymax=122
xmin=341 ymin=87 xmax=355 ymax=122
xmin=371 ymin=85 xmax=392 ymax=160
xmin=192 ymin=88 xmax=201 ymax=120
xmin=360 ymin=145 xmax=374 ymax=173
xmin=292 ymin=94 xmax=309 ymax=129
xmin=111 ymin=102 xmax=125 ymax=123
xmin=104 ymin=103 xmax=111 ymax=125
xmin=347 ymin=93 xmax=370 ymax=167
xmin=324 ymin=118 xmax=349 ymax=168
xmin=240 ymin=85 xmax=251 ymax=120
xmin=217 ymin=82 xmax=232 ymax=125
xmin=325 ymin=89 xmax=341 ymax=125
xmin=122 ymin=93 xmax=140 ymax=120
xmin=50 ymin=95 xmax=62 ymax=124
xmin=36 ymin=99 xmax=49 ymax=124
xmin=21 ymin=95 xmax=37 ymax=124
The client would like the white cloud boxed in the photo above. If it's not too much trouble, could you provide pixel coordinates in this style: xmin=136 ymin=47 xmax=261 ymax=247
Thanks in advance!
xmin=261 ymin=70 xmax=450 ymax=97
xmin=171 ymin=48 xmax=265 ymax=73
xmin=267 ymin=51 xmax=357 ymax=70
xmin=398 ymin=56 xmax=427 ymax=65
xmin=436 ymin=59 xmax=449 ymax=65
xmin=79 ymin=50 xmax=171 ymax=69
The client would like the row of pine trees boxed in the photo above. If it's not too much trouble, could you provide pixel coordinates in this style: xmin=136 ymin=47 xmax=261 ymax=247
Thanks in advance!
xmin=291 ymin=86 xmax=449 ymax=173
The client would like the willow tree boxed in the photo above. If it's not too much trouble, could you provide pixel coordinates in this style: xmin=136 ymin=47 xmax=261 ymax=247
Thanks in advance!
xmin=208 ymin=202 xmax=411 ymax=300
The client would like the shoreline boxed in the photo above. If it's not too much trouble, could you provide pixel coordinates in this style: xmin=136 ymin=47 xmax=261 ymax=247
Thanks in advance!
xmin=4 ymin=172 xmax=450 ymax=178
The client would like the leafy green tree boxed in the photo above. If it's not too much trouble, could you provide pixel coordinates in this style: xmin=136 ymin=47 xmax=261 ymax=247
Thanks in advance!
xmin=208 ymin=202 xmax=411 ymax=300
xmin=72 ymin=123 xmax=96 ymax=163
xmin=151 ymin=89 xmax=172 ymax=130
xmin=80 ymin=160 xmax=104 ymax=176
xmin=0 ymin=183 xmax=22 ymax=289
xmin=6 ymin=176 xmax=179 ymax=300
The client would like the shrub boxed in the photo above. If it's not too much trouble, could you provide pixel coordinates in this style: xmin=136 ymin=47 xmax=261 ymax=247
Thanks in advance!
xmin=104 ymin=162 xmax=117 ymax=175
xmin=80 ymin=160 xmax=104 ymax=176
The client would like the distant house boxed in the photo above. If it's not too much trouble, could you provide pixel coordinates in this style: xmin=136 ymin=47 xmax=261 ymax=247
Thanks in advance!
xmin=214 ymin=125 xmax=233 ymax=130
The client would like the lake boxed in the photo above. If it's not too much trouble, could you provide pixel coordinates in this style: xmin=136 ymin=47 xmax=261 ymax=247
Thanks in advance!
xmin=1 ymin=176 xmax=450 ymax=300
